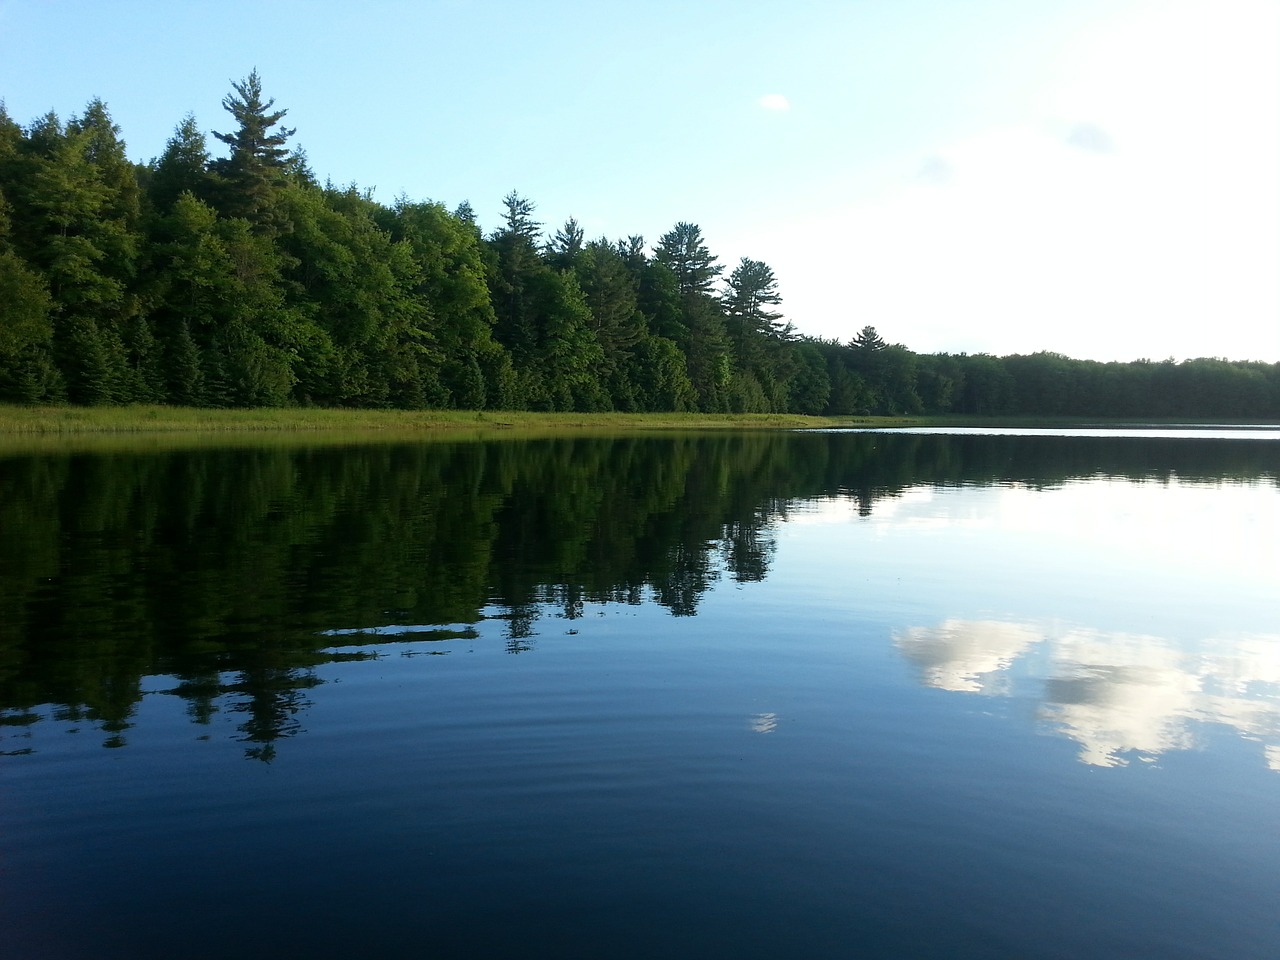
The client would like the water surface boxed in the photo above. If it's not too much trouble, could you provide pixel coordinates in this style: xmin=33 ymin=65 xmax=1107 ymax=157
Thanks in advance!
xmin=2 ymin=429 xmax=1277 ymax=959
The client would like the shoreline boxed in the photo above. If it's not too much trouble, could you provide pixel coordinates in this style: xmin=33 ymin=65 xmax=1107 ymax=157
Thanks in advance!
xmin=1 ymin=405 xmax=1273 ymax=453
xmin=0 ymin=405 xmax=867 ymax=436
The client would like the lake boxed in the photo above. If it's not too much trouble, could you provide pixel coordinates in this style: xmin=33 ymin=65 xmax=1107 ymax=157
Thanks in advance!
xmin=2 ymin=427 xmax=1278 ymax=959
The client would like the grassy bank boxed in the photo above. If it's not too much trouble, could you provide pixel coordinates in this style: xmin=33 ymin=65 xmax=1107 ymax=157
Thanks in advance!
xmin=0 ymin=404 xmax=885 ymax=436
xmin=6 ymin=404 xmax=1267 ymax=436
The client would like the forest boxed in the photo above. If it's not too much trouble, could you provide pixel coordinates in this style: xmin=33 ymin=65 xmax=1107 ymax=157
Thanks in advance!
xmin=1 ymin=72 xmax=1277 ymax=419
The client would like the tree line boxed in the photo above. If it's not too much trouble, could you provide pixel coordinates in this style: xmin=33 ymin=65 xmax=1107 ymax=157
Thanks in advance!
xmin=1 ymin=72 xmax=1277 ymax=418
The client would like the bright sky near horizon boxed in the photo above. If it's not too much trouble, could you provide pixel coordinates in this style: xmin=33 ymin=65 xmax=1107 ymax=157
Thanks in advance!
xmin=2 ymin=0 xmax=1276 ymax=362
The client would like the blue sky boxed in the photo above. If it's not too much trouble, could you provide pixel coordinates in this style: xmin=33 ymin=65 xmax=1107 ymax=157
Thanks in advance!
xmin=2 ymin=0 xmax=1276 ymax=362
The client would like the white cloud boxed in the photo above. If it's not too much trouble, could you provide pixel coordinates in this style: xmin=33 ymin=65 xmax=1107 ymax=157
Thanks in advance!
xmin=758 ymin=93 xmax=790 ymax=111
xmin=916 ymin=156 xmax=954 ymax=185
xmin=1065 ymin=122 xmax=1115 ymax=154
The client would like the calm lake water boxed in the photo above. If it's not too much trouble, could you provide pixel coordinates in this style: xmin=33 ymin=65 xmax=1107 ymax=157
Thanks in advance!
xmin=2 ymin=428 xmax=1278 ymax=959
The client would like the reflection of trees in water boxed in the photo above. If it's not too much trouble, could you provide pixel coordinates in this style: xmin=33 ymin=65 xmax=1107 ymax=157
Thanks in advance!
xmin=229 ymin=667 xmax=320 ymax=763
xmin=0 ymin=431 xmax=1275 ymax=758
xmin=170 ymin=666 xmax=321 ymax=762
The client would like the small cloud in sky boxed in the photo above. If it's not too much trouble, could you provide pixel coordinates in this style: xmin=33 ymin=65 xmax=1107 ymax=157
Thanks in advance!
xmin=758 ymin=93 xmax=790 ymax=111
xmin=916 ymin=155 xmax=954 ymax=185
xmin=1066 ymin=123 xmax=1116 ymax=154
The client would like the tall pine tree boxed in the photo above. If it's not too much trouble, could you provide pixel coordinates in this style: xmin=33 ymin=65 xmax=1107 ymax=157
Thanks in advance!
xmin=212 ymin=70 xmax=296 ymax=230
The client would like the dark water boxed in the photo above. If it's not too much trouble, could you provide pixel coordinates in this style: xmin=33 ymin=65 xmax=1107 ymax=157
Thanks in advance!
xmin=2 ymin=429 xmax=1278 ymax=959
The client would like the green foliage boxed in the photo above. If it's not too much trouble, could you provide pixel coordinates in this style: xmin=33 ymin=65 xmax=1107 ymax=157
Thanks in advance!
xmin=630 ymin=335 xmax=697 ymax=411
xmin=386 ymin=199 xmax=500 ymax=408
xmin=4 ymin=102 xmax=147 ymax=403
xmin=0 ymin=81 xmax=1274 ymax=420
xmin=149 ymin=115 xmax=216 ymax=212
xmin=575 ymin=238 xmax=645 ymax=404
xmin=211 ymin=70 xmax=295 ymax=229
xmin=0 ymin=251 xmax=59 ymax=400
xmin=723 ymin=257 xmax=787 ymax=351
xmin=278 ymin=184 xmax=438 ymax=406
xmin=545 ymin=217 xmax=584 ymax=269
xmin=487 ymin=192 xmax=546 ymax=362
xmin=681 ymin=294 xmax=732 ymax=412
xmin=654 ymin=221 xmax=721 ymax=297
xmin=787 ymin=342 xmax=831 ymax=415
xmin=851 ymin=325 xmax=886 ymax=353
xmin=529 ymin=268 xmax=609 ymax=411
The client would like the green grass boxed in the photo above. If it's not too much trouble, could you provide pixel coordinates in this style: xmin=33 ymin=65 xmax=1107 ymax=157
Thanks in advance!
xmin=1 ymin=405 xmax=1264 ymax=455
xmin=0 ymin=405 xmax=900 ymax=454
xmin=5 ymin=405 xmax=1265 ymax=438
xmin=0 ymin=404 xmax=884 ymax=435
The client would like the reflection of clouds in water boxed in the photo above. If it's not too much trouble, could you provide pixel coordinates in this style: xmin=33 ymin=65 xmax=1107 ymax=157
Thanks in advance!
xmin=895 ymin=619 xmax=1280 ymax=769
xmin=895 ymin=619 xmax=1042 ymax=693
xmin=751 ymin=712 xmax=779 ymax=734
xmin=1045 ymin=632 xmax=1201 ymax=767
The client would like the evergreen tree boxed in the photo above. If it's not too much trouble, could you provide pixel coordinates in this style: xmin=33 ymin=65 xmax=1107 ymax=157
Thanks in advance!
xmin=499 ymin=191 xmax=541 ymax=240
xmin=682 ymin=294 xmax=732 ymax=411
xmin=147 ymin=190 xmax=227 ymax=405
xmin=149 ymin=114 xmax=216 ymax=212
xmin=723 ymin=258 xmax=788 ymax=352
xmin=0 ymin=124 xmax=61 ymax=400
xmin=545 ymin=217 xmax=584 ymax=269
xmin=148 ymin=191 xmax=295 ymax=406
xmin=653 ymin=221 xmax=721 ymax=297
xmin=212 ymin=70 xmax=296 ymax=229
xmin=851 ymin=325 xmax=886 ymax=353
xmin=654 ymin=222 xmax=729 ymax=411
xmin=527 ymin=268 xmax=608 ymax=411
xmin=636 ymin=257 xmax=684 ymax=344
xmin=487 ymin=191 xmax=545 ymax=365
xmin=576 ymin=238 xmax=645 ymax=408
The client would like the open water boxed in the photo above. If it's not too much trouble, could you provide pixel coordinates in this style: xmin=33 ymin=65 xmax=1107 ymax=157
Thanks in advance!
xmin=1 ymin=427 xmax=1277 ymax=959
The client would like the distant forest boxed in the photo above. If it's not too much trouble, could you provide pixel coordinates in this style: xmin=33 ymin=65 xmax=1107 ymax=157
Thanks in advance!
xmin=1 ymin=72 xmax=1276 ymax=417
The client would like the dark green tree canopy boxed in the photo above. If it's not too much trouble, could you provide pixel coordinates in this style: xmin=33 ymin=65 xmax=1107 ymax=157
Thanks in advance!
xmin=851 ymin=325 xmax=886 ymax=352
xmin=454 ymin=200 xmax=477 ymax=224
xmin=546 ymin=217 xmax=584 ymax=267
xmin=499 ymin=191 xmax=541 ymax=241
xmin=213 ymin=69 xmax=295 ymax=168
xmin=654 ymin=222 xmax=721 ymax=298
xmin=724 ymin=257 xmax=788 ymax=341
xmin=150 ymin=114 xmax=214 ymax=210
xmin=211 ymin=70 xmax=296 ymax=226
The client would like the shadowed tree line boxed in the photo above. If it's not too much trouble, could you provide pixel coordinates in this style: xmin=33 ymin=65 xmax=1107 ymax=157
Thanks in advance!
xmin=1 ymin=431 xmax=1276 ymax=758
xmin=2 ymin=74 xmax=1277 ymax=418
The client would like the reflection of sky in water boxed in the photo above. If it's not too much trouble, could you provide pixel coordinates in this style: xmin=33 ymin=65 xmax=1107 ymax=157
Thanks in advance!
xmin=896 ymin=619 xmax=1042 ymax=693
xmin=750 ymin=712 xmax=779 ymax=734
xmin=779 ymin=471 xmax=1280 ymax=770
xmin=841 ymin=427 xmax=1280 ymax=440
xmin=790 ymin=479 xmax=1279 ymax=590
xmin=895 ymin=620 xmax=1280 ymax=769
xmin=781 ymin=476 xmax=1278 ymax=637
